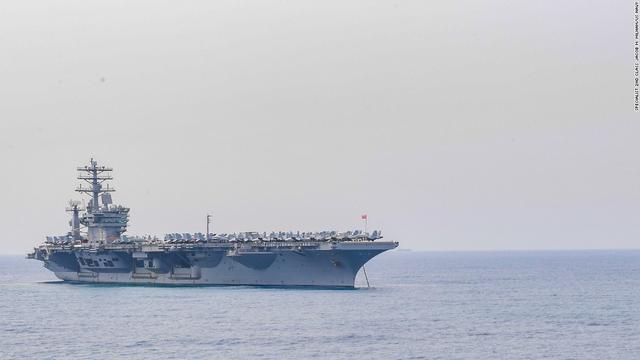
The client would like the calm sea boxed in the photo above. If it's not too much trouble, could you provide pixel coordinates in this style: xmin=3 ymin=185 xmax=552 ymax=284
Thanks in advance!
xmin=0 ymin=250 xmax=638 ymax=359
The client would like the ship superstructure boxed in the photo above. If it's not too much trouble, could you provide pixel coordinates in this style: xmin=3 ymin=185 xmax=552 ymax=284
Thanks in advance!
xmin=75 ymin=160 xmax=129 ymax=245
xmin=28 ymin=159 xmax=398 ymax=287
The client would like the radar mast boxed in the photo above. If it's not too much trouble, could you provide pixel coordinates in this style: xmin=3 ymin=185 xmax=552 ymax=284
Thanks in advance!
xmin=75 ymin=158 xmax=114 ymax=212
xmin=74 ymin=159 xmax=129 ymax=245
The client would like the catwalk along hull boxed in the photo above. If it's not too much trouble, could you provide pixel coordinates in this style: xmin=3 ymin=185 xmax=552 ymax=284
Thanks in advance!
xmin=33 ymin=241 xmax=397 ymax=287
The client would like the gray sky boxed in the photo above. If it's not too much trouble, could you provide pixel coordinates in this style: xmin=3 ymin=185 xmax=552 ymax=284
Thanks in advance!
xmin=0 ymin=0 xmax=637 ymax=254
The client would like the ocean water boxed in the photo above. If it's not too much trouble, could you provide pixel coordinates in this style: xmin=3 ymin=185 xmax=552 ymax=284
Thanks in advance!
xmin=0 ymin=250 xmax=638 ymax=360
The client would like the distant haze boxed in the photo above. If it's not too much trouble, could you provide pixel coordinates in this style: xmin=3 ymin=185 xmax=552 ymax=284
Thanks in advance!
xmin=0 ymin=1 xmax=637 ymax=254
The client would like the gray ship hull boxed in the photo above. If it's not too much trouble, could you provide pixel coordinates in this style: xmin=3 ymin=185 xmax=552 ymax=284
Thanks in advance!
xmin=33 ymin=241 xmax=397 ymax=287
xmin=29 ymin=160 xmax=399 ymax=287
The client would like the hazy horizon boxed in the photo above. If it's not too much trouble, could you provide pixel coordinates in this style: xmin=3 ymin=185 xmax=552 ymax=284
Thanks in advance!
xmin=1 ymin=0 xmax=637 ymax=254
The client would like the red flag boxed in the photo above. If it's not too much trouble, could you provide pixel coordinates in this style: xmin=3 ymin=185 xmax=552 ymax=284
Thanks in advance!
xmin=361 ymin=214 xmax=368 ymax=220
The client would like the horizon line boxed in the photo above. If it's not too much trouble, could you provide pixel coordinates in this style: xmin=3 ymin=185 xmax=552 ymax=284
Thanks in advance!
xmin=2 ymin=247 xmax=640 ymax=257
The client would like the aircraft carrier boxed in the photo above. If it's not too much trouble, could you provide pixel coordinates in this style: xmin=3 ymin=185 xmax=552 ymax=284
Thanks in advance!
xmin=27 ymin=159 xmax=398 ymax=287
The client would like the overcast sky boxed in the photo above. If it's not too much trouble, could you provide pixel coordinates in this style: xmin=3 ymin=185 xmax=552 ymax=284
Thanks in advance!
xmin=0 ymin=0 xmax=637 ymax=254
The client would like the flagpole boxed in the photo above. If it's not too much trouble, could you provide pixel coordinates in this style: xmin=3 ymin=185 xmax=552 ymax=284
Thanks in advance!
xmin=206 ymin=214 xmax=211 ymax=241
xmin=360 ymin=213 xmax=371 ymax=288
